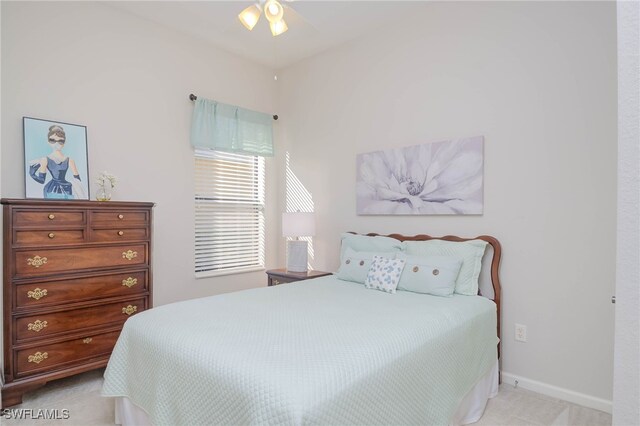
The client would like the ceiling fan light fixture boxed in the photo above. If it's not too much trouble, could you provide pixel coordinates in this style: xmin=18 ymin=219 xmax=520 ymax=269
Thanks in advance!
xmin=269 ymin=18 xmax=288 ymax=36
xmin=238 ymin=4 xmax=262 ymax=31
xmin=264 ymin=0 xmax=284 ymax=23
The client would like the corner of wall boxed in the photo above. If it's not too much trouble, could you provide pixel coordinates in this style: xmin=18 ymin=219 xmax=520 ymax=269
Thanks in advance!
xmin=0 ymin=0 xmax=5 ymax=394
xmin=613 ymin=1 xmax=640 ymax=424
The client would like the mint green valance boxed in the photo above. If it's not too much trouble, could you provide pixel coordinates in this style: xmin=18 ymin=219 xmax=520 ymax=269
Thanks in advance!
xmin=190 ymin=98 xmax=274 ymax=157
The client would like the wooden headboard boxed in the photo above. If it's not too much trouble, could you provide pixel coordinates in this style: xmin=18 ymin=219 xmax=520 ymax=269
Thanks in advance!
xmin=352 ymin=232 xmax=502 ymax=358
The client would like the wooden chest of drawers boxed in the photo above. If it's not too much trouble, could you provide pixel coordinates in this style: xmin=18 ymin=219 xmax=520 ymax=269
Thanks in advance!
xmin=1 ymin=199 xmax=154 ymax=408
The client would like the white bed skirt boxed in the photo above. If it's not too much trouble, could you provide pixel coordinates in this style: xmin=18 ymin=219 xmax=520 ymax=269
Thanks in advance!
xmin=450 ymin=360 xmax=499 ymax=425
xmin=114 ymin=361 xmax=499 ymax=426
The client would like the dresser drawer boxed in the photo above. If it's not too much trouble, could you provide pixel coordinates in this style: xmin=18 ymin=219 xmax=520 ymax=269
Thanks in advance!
xmin=91 ymin=210 xmax=149 ymax=226
xmin=90 ymin=227 xmax=149 ymax=243
xmin=15 ymin=297 xmax=146 ymax=342
xmin=14 ymin=210 xmax=86 ymax=227
xmin=14 ymin=244 xmax=148 ymax=277
xmin=15 ymin=229 xmax=86 ymax=247
xmin=15 ymin=330 xmax=120 ymax=377
xmin=15 ymin=271 xmax=148 ymax=310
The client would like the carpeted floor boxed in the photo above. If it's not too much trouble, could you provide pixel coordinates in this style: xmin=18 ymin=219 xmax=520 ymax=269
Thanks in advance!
xmin=1 ymin=369 xmax=612 ymax=425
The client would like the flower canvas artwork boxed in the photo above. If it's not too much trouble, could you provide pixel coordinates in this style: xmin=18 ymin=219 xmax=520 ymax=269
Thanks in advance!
xmin=356 ymin=136 xmax=484 ymax=215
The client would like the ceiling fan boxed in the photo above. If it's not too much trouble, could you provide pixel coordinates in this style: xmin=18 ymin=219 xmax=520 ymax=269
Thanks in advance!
xmin=238 ymin=0 xmax=292 ymax=36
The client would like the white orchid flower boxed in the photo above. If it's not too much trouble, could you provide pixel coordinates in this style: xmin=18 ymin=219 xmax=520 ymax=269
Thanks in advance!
xmin=96 ymin=171 xmax=117 ymax=189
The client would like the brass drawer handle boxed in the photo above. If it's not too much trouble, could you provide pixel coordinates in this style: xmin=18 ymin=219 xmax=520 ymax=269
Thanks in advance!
xmin=48 ymin=214 xmax=55 ymax=220
xmin=122 ymin=277 xmax=138 ymax=288
xmin=122 ymin=305 xmax=137 ymax=315
xmin=28 ymin=320 xmax=48 ymax=332
xmin=118 ymin=231 xmax=124 ymax=236
xmin=48 ymin=233 xmax=55 ymax=239
xmin=28 ymin=351 xmax=48 ymax=364
xmin=122 ymin=250 xmax=137 ymax=260
xmin=83 ymin=338 xmax=93 ymax=344
xmin=118 ymin=214 xmax=124 ymax=220
xmin=27 ymin=256 xmax=48 ymax=268
xmin=27 ymin=288 xmax=48 ymax=300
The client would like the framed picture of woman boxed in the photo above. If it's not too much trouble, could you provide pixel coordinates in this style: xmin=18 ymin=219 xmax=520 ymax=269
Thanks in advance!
xmin=23 ymin=117 xmax=90 ymax=200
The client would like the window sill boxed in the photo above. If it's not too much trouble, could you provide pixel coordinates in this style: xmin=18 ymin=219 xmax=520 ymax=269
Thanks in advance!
xmin=195 ymin=266 xmax=265 ymax=279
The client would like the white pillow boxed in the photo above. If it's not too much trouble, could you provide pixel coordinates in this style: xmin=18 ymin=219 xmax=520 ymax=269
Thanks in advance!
xmin=402 ymin=239 xmax=488 ymax=295
xmin=364 ymin=255 xmax=406 ymax=294
xmin=336 ymin=247 xmax=395 ymax=284
xmin=396 ymin=254 xmax=462 ymax=297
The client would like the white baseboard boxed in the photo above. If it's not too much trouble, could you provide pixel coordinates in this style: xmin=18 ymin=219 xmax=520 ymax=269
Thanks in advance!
xmin=501 ymin=372 xmax=612 ymax=414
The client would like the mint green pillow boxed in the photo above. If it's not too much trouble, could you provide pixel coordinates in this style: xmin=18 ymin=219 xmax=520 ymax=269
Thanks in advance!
xmin=396 ymin=254 xmax=462 ymax=297
xmin=402 ymin=239 xmax=488 ymax=295
xmin=340 ymin=233 xmax=403 ymax=260
xmin=336 ymin=247 xmax=396 ymax=284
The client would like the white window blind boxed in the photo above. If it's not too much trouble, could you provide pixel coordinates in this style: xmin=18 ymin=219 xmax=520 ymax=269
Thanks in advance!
xmin=195 ymin=149 xmax=265 ymax=277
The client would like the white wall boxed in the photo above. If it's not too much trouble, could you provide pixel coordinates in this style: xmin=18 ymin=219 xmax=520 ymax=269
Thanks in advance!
xmin=0 ymin=0 xmax=3 ymax=388
xmin=1 ymin=2 xmax=279 ymax=308
xmin=277 ymin=1 xmax=617 ymax=407
xmin=613 ymin=1 xmax=640 ymax=424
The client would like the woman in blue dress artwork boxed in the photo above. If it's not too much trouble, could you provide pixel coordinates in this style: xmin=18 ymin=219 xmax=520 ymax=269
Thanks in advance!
xmin=28 ymin=125 xmax=86 ymax=199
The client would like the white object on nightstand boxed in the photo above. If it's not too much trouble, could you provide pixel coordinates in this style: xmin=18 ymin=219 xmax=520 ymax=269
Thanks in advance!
xmin=282 ymin=212 xmax=315 ymax=272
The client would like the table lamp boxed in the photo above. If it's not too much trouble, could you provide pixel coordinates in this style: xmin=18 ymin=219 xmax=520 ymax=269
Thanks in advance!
xmin=282 ymin=212 xmax=315 ymax=272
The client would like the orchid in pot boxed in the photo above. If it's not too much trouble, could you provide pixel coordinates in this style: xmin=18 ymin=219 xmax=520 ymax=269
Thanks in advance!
xmin=96 ymin=171 xmax=117 ymax=201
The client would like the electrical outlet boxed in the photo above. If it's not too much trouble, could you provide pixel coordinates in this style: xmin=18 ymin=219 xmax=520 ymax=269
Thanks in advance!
xmin=515 ymin=323 xmax=527 ymax=342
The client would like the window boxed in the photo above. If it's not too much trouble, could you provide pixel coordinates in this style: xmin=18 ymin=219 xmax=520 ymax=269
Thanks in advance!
xmin=195 ymin=149 xmax=265 ymax=277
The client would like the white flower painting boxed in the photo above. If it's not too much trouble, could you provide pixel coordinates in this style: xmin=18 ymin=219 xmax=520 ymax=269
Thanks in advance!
xmin=356 ymin=136 xmax=484 ymax=215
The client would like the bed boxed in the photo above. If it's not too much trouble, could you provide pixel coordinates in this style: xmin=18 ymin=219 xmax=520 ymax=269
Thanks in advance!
xmin=102 ymin=233 xmax=502 ymax=425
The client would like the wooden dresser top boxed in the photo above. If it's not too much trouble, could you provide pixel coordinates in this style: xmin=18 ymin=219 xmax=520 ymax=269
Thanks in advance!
xmin=1 ymin=199 xmax=155 ymax=208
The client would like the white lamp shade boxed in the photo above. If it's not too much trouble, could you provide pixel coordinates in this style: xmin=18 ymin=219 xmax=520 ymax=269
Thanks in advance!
xmin=264 ymin=0 xmax=284 ymax=23
xmin=282 ymin=212 xmax=315 ymax=237
xmin=238 ymin=4 xmax=262 ymax=31
xmin=269 ymin=18 xmax=288 ymax=36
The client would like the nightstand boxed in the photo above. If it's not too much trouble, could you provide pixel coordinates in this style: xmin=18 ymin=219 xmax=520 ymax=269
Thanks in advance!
xmin=266 ymin=269 xmax=332 ymax=286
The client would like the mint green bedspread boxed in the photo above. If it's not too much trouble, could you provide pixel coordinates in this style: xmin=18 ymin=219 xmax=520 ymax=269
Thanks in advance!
xmin=102 ymin=276 xmax=497 ymax=425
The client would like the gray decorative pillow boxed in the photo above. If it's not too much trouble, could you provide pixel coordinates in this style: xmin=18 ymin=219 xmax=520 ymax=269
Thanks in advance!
xmin=336 ymin=247 xmax=394 ymax=284
xmin=396 ymin=254 xmax=462 ymax=297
